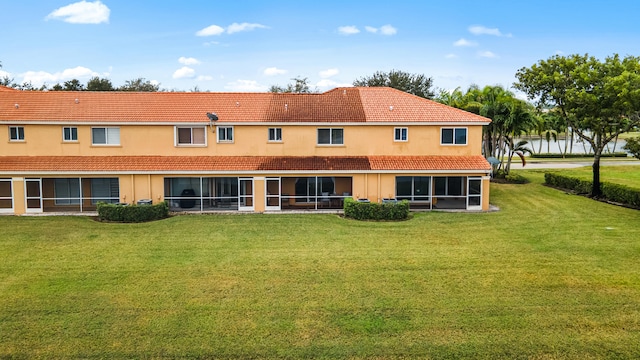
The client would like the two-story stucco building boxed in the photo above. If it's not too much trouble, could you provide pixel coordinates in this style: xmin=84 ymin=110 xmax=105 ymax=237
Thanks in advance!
xmin=0 ymin=85 xmax=491 ymax=214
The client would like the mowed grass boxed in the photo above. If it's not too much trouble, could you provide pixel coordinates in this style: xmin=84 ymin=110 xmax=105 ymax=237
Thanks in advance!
xmin=1 ymin=172 xmax=640 ymax=359
xmin=545 ymin=164 xmax=640 ymax=189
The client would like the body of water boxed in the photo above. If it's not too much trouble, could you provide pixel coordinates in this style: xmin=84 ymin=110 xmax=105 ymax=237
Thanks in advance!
xmin=517 ymin=138 xmax=628 ymax=155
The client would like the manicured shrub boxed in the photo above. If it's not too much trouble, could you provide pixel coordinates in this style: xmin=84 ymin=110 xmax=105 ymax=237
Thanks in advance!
xmin=532 ymin=152 xmax=628 ymax=158
xmin=544 ymin=173 xmax=592 ymax=194
xmin=343 ymin=198 xmax=410 ymax=221
xmin=505 ymin=173 xmax=528 ymax=184
xmin=544 ymin=172 xmax=640 ymax=208
xmin=97 ymin=201 xmax=169 ymax=223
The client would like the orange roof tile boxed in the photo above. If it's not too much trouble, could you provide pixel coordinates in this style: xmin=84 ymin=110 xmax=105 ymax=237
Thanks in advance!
xmin=0 ymin=155 xmax=490 ymax=172
xmin=0 ymin=87 xmax=490 ymax=124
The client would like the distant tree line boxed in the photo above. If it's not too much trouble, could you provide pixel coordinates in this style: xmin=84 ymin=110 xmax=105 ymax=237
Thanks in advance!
xmin=0 ymin=74 xmax=161 ymax=92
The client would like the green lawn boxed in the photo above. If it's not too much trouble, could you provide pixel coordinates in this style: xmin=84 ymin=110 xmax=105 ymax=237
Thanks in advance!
xmin=544 ymin=165 xmax=640 ymax=188
xmin=1 ymin=172 xmax=640 ymax=359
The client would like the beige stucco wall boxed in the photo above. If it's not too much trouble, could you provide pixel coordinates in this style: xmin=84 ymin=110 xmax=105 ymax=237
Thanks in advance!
xmin=2 ymin=124 xmax=484 ymax=157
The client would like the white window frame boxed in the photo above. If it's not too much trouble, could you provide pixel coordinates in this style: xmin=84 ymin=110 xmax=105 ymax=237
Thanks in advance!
xmin=317 ymin=128 xmax=344 ymax=145
xmin=441 ymin=127 xmax=467 ymax=145
xmin=394 ymin=127 xmax=408 ymax=142
xmin=63 ymin=126 xmax=78 ymax=142
xmin=9 ymin=126 xmax=25 ymax=141
xmin=217 ymin=126 xmax=234 ymax=143
xmin=175 ymin=126 xmax=207 ymax=146
xmin=91 ymin=127 xmax=120 ymax=146
xmin=268 ymin=127 xmax=282 ymax=142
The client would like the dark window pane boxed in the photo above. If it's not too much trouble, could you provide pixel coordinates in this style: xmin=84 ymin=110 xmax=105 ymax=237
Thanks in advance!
xmin=455 ymin=128 xmax=467 ymax=144
xmin=441 ymin=128 xmax=453 ymax=144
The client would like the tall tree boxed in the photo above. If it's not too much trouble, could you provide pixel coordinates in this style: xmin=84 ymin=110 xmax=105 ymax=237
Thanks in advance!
xmin=515 ymin=54 xmax=640 ymax=197
xmin=269 ymin=77 xmax=316 ymax=93
xmin=63 ymin=79 xmax=85 ymax=91
xmin=86 ymin=76 xmax=114 ymax=91
xmin=118 ymin=78 xmax=160 ymax=92
xmin=353 ymin=69 xmax=435 ymax=99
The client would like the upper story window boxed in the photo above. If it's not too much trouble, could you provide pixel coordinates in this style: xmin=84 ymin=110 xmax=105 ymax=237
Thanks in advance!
xmin=317 ymin=128 xmax=343 ymax=145
xmin=217 ymin=126 xmax=233 ymax=143
xmin=176 ymin=126 xmax=206 ymax=146
xmin=441 ymin=127 xmax=467 ymax=145
xmin=63 ymin=127 xmax=78 ymax=142
xmin=394 ymin=127 xmax=408 ymax=142
xmin=92 ymin=127 xmax=120 ymax=145
xmin=9 ymin=126 xmax=25 ymax=141
xmin=268 ymin=128 xmax=282 ymax=142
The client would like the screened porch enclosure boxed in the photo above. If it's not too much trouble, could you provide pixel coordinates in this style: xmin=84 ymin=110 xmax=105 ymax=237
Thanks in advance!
xmin=38 ymin=177 xmax=119 ymax=212
xmin=0 ymin=179 xmax=12 ymax=213
xmin=396 ymin=176 xmax=482 ymax=210
xmin=164 ymin=177 xmax=243 ymax=211
xmin=280 ymin=176 xmax=352 ymax=210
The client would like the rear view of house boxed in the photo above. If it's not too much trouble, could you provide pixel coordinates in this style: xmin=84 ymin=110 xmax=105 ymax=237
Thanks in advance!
xmin=0 ymin=86 xmax=491 ymax=214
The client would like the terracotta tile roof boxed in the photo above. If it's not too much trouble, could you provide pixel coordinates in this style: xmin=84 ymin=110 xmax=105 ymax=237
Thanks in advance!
xmin=0 ymin=155 xmax=490 ymax=172
xmin=0 ymin=87 xmax=490 ymax=124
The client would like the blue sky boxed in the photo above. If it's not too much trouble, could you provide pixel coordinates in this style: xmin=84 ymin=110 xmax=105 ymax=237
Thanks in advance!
xmin=2 ymin=0 xmax=640 ymax=93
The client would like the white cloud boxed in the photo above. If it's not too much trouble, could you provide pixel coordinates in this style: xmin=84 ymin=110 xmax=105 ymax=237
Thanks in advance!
xmin=469 ymin=25 xmax=512 ymax=37
xmin=196 ymin=25 xmax=225 ymax=36
xmin=364 ymin=25 xmax=397 ymax=35
xmin=21 ymin=66 xmax=99 ymax=86
xmin=338 ymin=26 xmax=360 ymax=35
xmin=0 ymin=70 xmax=11 ymax=78
xmin=379 ymin=25 xmax=397 ymax=35
xmin=196 ymin=75 xmax=214 ymax=81
xmin=172 ymin=66 xmax=196 ymax=79
xmin=196 ymin=23 xmax=268 ymax=36
xmin=445 ymin=54 xmax=458 ymax=59
xmin=453 ymin=38 xmax=477 ymax=47
xmin=478 ymin=50 xmax=498 ymax=58
xmin=150 ymin=80 xmax=160 ymax=86
xmin=315 ymin=79 xmax=352 ymax=89
xmin=319 ymin=68 xmax=339 ymax=78
xmin=46 ymin=0 xmax=110 ymax=24
xmin=178 ymin=57 xmax=200 ymax=65
xmin=227 ymin=22 xmax=268 ymax=34
xmin=264 ymin=67 xmax=287 ymax=76
xmin=224 ymin=79 xmax=268 ymax=92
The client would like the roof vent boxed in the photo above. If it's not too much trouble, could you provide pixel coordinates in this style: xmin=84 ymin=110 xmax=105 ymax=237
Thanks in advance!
xmin=389 ymin=105 xmax=394 ymax=111
xmin=75 ymin=98 xmax=79 ymax=104
xmin=236 ymin=101 xmax=239 ymax=107
xmin=14 ymin=103 xmax=19 ymax=109
xmin=343 ymin=89 xmax=346 ymax=95
xmin=285 ymin=103 xmax=288 ymax=111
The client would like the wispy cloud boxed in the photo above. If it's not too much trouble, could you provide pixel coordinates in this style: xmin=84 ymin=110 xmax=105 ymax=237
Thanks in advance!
xmin=315 ymin=79 xmax=352 ymax=89
xmin=364 ymin=25 xmax=397 ymax=35
xmin=196 ymin=22 xmax=268 ymax=36
xmin=445 ymin=54 xmax=458 ymax=59
xmin=178 ymin=57 xmax=201 ymax=65
xmin=172 ymin=66 xmax=196 ymax=79
xmin=227 ymin=22 xmax=268 ymax=34
xmin=338 ymin=26 xmax=360 ymax=35
xmin=46 ymin=0 xmax=110 ymax=24
xmin=264 ymin=67 xmax=287 ymax=76
xmin=196 ymin=75 xmax=213 ymax=81
xmin=478 ymin=50 xmax=498 ymax=58
xmin=453 ymin=38 xmax=477 ymax=47
xmin=224 ymin=79 xmax=268 ymax=92
xmin=319 ymin=68 xmax=339 ymax=78
xmin=469 ymin=25 xmax=512 ymax=37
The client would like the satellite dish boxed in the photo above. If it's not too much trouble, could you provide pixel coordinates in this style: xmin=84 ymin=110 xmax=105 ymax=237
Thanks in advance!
xmin=206 ymin=112 xmax=218 ymax=121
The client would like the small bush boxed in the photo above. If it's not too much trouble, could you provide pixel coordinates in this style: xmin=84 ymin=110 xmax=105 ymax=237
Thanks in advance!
xmin=343 ymin=198 xmax=410 ymax=221
xmin=505 ymin=173 xmax=528 ymax=184
xmin=97 ymin=201 xmax=169 ymax=223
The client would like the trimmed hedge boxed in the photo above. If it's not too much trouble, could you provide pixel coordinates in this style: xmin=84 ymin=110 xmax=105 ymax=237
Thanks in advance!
xmin=544 ymin=172 xmax=640 ymax=208
xmin=97 ymin=201 xmax=169 ymax=223
xmin=343 ymin=198 xmax=410 ymax=221
xmin=531 ymin=152 xmax=628 ymax=158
